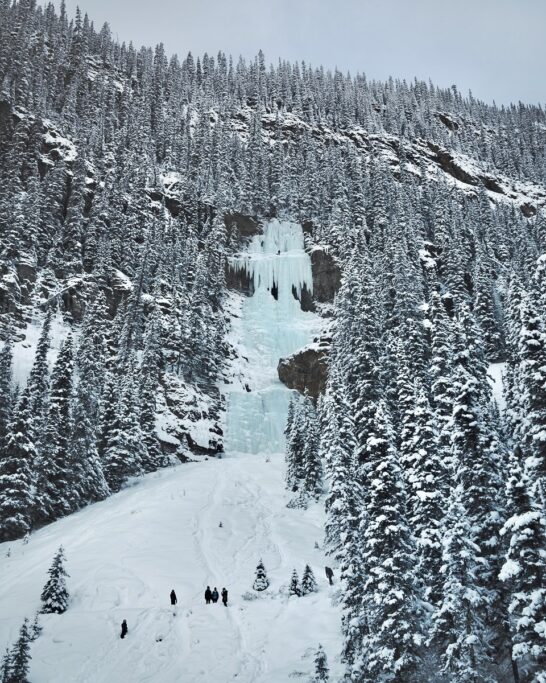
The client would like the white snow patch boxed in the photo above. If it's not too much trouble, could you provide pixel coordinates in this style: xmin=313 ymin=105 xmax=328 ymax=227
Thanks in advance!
xmin=12 ymin=314 xmax=71 ymax=389
xmin=488 ymin=362 xmax=506 ymax=412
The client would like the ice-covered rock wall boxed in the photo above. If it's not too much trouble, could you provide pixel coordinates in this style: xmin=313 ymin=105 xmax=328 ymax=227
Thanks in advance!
xmin=225 ymin=220 xmax=320 ymax=454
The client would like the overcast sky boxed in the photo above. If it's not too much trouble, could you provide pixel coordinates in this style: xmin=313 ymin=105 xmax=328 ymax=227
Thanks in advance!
xmin=58 ymin=0 xmax=545 ymax=106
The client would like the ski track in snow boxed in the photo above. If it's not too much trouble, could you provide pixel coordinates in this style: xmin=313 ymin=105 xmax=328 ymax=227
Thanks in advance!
xmin=0 ymin=457 xmax=342 ymax=682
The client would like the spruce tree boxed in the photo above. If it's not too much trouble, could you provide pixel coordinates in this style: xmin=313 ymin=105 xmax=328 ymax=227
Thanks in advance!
xmin=7 ymin=619 xmax=32 ymax=683
xmin=500 ymin=448 xmax=546 ymax=681
xmin=517 ymin=290 xmax=546 ymax=508
xmin=284 ymin=394 xmax=305 ymax=494
xmin=41 ymin=546 xmax=69 ymax=614
xmin=34 ymin=335 xmax=76 ymax=525
xmin=253 ymin=559 xmax=269 ymax=591
xmin=313 ymin=644 xmax=329 ymax=682
xmin=102 ymin=360 xmax=145 ymax=491
xmin=401 ymin=379 xmax=445 ymax=603
xmin=288 ymin=569 xmax=301 ymax=597
xmin=0 ymin=649 xmax=10 ymax=683
xmin=26 ymin=310 xmax=52 ymax=450
xmin=0 ymin=334 xmax=14 ymax=452
xmin=301 ymin=564 xmax=318 ymax=595
xmin=0 ymin=387 xmax=35 ymax=541
xmin=356 ymin=401 xmax=423 ymax=683
xmin=301 ymin=396 xmax=323 ymax=499
xmin=430 ymin=485 xmax=494 ymax=683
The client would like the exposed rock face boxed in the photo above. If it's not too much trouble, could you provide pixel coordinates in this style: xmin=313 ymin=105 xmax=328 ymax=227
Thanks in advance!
xmin=278 ymin=348 xmax=328 ymax=402
xmin=148 ymin=189 xmax=182 ymax=217
xmin=225 ymin=212 xmax=262 ymax=241
xmin=309 ymin=248 xmax=341 ymax=304
xmin=427 ymin=143 xmax=477 ymax=186
xmin=298 ymin=284 xmax=315 ymax=312
xmin=226 ymin=261 xmax=254 ymax=296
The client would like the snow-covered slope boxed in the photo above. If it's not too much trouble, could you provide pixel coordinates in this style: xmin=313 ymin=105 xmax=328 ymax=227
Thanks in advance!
xmin=0 ymin=457 xmax=342 ymax=682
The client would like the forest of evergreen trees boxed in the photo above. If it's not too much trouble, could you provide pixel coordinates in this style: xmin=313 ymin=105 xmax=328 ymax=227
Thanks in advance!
xmin=0 ymin=1 xmax=545 ymax=681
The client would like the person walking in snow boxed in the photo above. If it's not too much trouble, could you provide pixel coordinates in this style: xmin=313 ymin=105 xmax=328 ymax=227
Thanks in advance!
xmin=120 ymin=619 xmax=128 ymax=639
xmin=325 ymin=567 xmax=334 ymax=585
xmin=211 ymin=587 xmax=219 ymax=604
xmin=170 ymin=589 xmax=177 ymax=606
xmin=221 ymin=588 xmax=228 ymax=606
xmin=205 ymin=586 xmax=212 ymax=604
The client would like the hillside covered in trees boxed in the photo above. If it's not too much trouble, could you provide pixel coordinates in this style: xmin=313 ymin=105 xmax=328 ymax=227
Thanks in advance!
xmin=0 ymin=1 xmax=545 ymax=681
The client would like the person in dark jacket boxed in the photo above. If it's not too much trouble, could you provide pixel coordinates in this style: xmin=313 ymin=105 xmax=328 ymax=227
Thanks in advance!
xmin=205 ymin=586 xmax=212 ymax=604
xmin=211 ymin=587 xmax=219 ymax=603
xmin=120 ymin=619 xmax=128 ymax=639
xmin=325 ymin=567 xmax=334 ymax=585
xmin=221 ymin=588 xmax=228 ymax=606
xmin=170 ymin=589 xmax=177 ymax=606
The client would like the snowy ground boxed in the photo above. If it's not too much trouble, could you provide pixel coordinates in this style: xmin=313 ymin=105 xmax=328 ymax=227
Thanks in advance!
xmin=0 ymin=455 xmax=342 ymax=682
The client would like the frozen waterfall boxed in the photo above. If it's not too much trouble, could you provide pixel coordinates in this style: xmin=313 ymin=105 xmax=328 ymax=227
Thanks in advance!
xmin=225 ymin=219 xmax=320 ymax=454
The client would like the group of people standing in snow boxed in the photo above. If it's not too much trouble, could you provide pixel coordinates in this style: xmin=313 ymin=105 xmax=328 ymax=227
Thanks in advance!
xmin=205 ymin=586 xmax=228 ymax=606
xmin=120 ymin=586 xmax=229 ymax=638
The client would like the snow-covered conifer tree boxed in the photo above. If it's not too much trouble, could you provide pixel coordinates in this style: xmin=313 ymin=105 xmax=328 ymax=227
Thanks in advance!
xmin=0 ymin=334 xmax=14 ymax=451
xmin=430 ymin=485 xmax=494 ymax=682
xmin=357 ymin=400 xmax=423 ymax=682
xmin=253 ymin=559 xmax=269 ymax=592
xmin=0 ymin=387 xmax=35 ymax=541
xmin=313 ymin=644 xmax=329 ymax=682
xmin=41 ymin=546 xmax=69 ymax=614
xmin=500 ymin=448 xmax=546 ymax=681
xmin=301 ymin=564 xmax=318 ymax=595
xmin=102 ymin=358 xmax=145 ymax=491
xmin=288 ymin=569 xmax=301 ymax=597
xmin=6 ymin=619 xmax=32 ymax=683
xmin=34 ymin=334 xmax=76 ymax=525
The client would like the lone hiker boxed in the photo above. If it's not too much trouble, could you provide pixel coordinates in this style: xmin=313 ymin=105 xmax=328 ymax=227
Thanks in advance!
xmin=211 ymin=587 xmax=219 ymax=604
xmin=221 ymin=588 xmax=228 ymax=606
xmin=120 ymin=619 xmax=128 ymax=639
xmin=170 ymin=589 xmax=177 ymax=606
xmin=205 ymin=586 xmax=212 ymax=604
xmin=325 ymin=567 xmax=334 ymax=585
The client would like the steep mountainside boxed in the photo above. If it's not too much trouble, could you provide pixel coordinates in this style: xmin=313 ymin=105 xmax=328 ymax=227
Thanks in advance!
xmin=1 ymin=1 xmax=546 ymax=682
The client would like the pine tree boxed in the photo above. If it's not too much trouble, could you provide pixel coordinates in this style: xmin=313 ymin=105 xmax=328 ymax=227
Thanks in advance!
xmin=313 ymin=644 xmax=329 ymax=682
xmin=34 ymin=335 xmax=76 ymax=525
xmin=41 ymin=546 xmax=69 ymax=614
xmin=252 ymin=559 xmax=269 ymax=591
xmin=7 ymin=619 xmax=32 ymax=683
xmin=400 ymin=378 xmax=445 ymax=603
xmin=139 ymin=310 xmax=168 ymax=472
xmin=0 ymin=649 xmax=10 ymax=683
xmin=321 ymin=373 xmax=363 ymax=671
xmin=288 ymin=569 xmax=301 ymax=597
xmin=430 ymin=485 xmax=495 ymax=683
xmin=102 ymin=360 xmax=145 ymax=491
xmin=301 ymin=564 xmax=318 ymax=595
xmin=517 ymin=289 xmax=546 ymax=508
xmin=26 ymin=310 xmax=52 ymax=450
xmin=0 ymin=387 xmax=35 ymax=541
xmin=29 ymin=614 xmax=42 ymax=642
xmin=429 ymin=288 xmax=455 ymax=489
xmin=500 ymin=448 xmax=546 ymax=681
xmin=0 ymin=333 xmax=14 ymax=451
xmin=356 ymin=401 xmax=423 ymax=683
xmin=284 ymin=394 xmax=305 ymax=494
xmin=301 ymin=396 xmax=323 ymax=499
